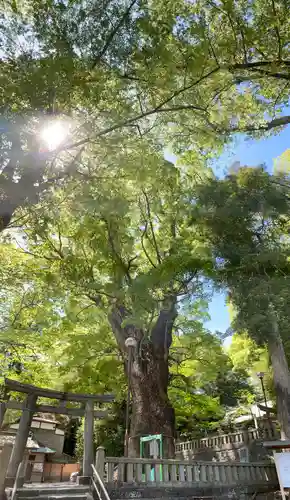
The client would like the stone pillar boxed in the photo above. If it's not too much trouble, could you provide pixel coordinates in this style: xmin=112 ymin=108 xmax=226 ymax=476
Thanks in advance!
xmin=95 ymin=446 xmax=105 ymax=481
xmin=6 ymin=393 xmax=37 ymax=485
xmin=79 ymin=400 xmax=94 ymax=484
xmin=0 ymin=443 xmax=12 ymax=500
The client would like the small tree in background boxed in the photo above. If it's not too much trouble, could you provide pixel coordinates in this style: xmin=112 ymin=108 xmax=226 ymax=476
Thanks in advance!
xmin=194 ymin=166 xmax=290 ymax=438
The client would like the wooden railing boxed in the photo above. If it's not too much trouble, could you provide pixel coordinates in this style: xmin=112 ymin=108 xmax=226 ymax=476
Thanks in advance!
xmin=175 ymin=428 xmax=278 ymax=453
xmin=94 ymin=448 xmax=277 ymax=486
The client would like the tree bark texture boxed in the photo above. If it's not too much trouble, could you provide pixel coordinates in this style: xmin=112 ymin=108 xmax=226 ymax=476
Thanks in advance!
xmin=109 ymin=300 xmax=177 ymax=457
xmin=268 ymin=316 xmax=290 ymax=439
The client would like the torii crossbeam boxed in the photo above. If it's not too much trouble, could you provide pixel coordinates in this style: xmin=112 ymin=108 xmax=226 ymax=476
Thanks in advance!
xmin=0 ymin=378 xmax=114 ymax=485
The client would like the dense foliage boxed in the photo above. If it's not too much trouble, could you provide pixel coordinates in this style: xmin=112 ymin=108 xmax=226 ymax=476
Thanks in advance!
xmin=2 ymin=0 xmax=290 ymax=229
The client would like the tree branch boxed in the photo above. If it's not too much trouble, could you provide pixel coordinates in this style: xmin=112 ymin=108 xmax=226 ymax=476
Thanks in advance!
xmin=108 ymin=303 xmax=144 ymax=352
xmin=230 ymin=60 xmax=290 ymax=69
xmin=140 ymin=221 xmax=157 ymax=268
xmin=91 ymin=0 xmax=138 ymax=69
xmin=151 ymin=295 xmax=177 ymax=353
xmin=102 ymin=217 xmax=132 ymax=284
xmin=249 ymin=68 xmax=290 ymax=81
xmin=170 ymin=372 xmax=192 ymax=387
xmin=142 ymin=190 xmax=162 ymax=265
xmin=231 ymin=115 xmax=290 ymax=132
xmin=59 ymin=67 xmax=220 ymax=152
xmin=271 ymin=0 xmax=282 ymax=60
xmin=207 ymin=114 xmax=290 ymax=134
xmin=39 ymin=59 xmax=290 ymax=162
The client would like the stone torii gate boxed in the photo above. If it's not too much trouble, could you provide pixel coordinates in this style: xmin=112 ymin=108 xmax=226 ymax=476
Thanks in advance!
xmin=0 ymin=378 xmax=114 ymax=485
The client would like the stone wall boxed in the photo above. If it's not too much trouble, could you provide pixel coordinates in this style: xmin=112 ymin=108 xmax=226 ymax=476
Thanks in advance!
xmin=107 ymin=484 xmax=279 ymax=500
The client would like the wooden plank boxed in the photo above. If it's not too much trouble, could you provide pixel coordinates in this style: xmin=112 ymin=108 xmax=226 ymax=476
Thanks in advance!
xmin=5 ymin=401 xmax=108 ymax=418
xmin=4 ymin=378 xmax=114 ymax=402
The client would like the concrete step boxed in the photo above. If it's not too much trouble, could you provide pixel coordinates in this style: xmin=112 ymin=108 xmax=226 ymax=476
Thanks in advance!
xmin=16 ymin=487 xmax=89 ymax=497
xmin=16 ymin=496 xmax=88 ymax=500
xmin=15 ymin=486 xmax=90 ymax=500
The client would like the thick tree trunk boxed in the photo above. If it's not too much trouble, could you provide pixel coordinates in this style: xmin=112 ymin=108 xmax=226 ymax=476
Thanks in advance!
xmin=268 ymin=317 xmax=290 ymax=439
xmin=109 ymin=301 xmax=176 ymax=458
xmin=128 ymin=341 xmax=175 ymax=457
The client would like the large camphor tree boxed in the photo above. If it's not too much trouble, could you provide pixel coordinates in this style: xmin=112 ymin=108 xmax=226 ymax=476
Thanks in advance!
xmin=3 ymin=138 xmax=212 ymax=456
xmin=2 ymin=0 xmax=290 ymax=451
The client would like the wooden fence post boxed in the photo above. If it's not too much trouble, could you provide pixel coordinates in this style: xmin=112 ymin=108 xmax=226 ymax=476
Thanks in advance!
xmin=95 ymin=447 xmax=105 ymax=482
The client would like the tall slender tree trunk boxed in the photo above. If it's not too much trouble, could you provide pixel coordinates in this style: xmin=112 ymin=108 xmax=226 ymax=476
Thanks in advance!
xmin=268 ymin=313 xmax=290 ymax=439
xmin=109 ymin=301 xmax=176 ymax=458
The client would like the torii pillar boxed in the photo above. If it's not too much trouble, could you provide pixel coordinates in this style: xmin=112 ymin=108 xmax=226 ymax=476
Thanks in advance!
xmin=78 ymin=400 xmax=95 ymax=484
xmin=6 ymin=393 xmax=37 ymax=486
xmin=2 ymin=378 xmax=114 ymax=486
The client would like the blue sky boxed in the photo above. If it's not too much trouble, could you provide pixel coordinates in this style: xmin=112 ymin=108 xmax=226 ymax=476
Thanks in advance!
xmin=205 ymin=126 xmax=290 ymax=338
